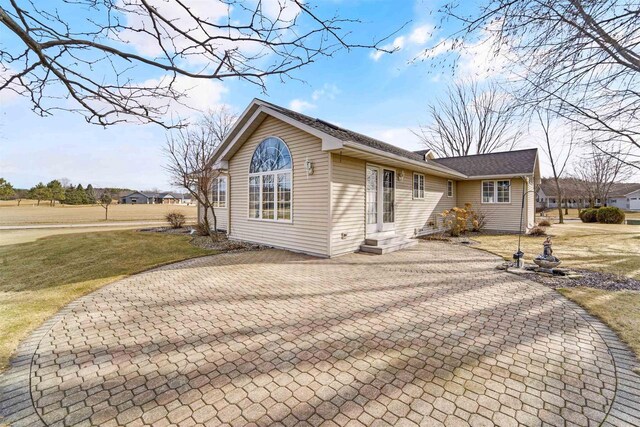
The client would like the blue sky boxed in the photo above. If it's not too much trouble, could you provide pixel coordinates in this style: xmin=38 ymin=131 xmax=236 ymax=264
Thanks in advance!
xmin=0 ymin=0 xmax=545 ymax=190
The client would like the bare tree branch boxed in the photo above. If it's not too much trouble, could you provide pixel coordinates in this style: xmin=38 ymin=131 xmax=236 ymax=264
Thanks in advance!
xmin=413 ymin=79 xmax=522 ymax=157
xmin=1 ymin=0 xmax=398 ymax=127
xmin=422 ymin=0 xmax=640 ymax=169
xmin=164 ymin=106 xmax=236 ymax=240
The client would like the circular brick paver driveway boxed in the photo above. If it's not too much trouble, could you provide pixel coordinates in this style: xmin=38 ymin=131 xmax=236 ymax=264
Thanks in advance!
xmin=1 ymin=241 xmax=639 ymax=426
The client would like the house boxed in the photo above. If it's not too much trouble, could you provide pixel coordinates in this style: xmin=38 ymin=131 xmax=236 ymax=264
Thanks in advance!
xmin=120 ymin=191 xmax=154 ymax=204
xmin=201 ymin=99 xmax=540 ymax=257
xmin=120 ymin=191 xmax=191 ymax=204
xmin=606 ymin=183 xmax=640 ymax=210
xmin=536 ymin=178 xmax=593 ymax=209
xmin=537 ymin=179 xmax=640 ymax=210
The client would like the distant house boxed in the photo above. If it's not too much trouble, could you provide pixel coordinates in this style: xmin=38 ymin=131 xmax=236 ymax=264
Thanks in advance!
xmin=606 ymin=184 xmax=640 ymax=211
xmin=537 ymin=178 xmax=640 ymax=210
xmin=120 ymin=191 xmax=192 ymax=205
xmin=536 ymin=178 xmax=593 ymax=209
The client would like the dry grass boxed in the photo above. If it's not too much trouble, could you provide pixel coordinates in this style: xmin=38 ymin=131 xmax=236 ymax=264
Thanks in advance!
xmin=0 ymin=202 xmax=197 ymax=225
xmin=559 ymin=287 xmax=640 ymax=368
xmin=474 ymin=222 xmax=640 ymax=279
xmin=0 ymin=225 xmax=158 ymax=246
xmin=0 ymin=230 xmax=213 ymax=371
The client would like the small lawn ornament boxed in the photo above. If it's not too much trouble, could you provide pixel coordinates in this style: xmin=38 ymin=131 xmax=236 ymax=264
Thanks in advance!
xmin=533 ymin=236 xmax=561 ymax=272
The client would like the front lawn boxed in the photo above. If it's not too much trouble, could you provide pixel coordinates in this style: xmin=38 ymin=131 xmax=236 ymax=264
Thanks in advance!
xmin=473 ymin=222 xmax=640 ymax=279
xmin=0 ymin=230 xmax=213 ymax=371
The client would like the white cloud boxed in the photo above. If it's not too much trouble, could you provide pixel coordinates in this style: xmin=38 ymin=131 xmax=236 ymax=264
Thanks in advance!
xmin=370 ymin=36 xmax=406 ymax=61
xmin=289 ymin=99 xmax=315 ymax=113
xmin=311 ymin=84 xmax=340 ymax=101
xmin=115 ymin=0 xmax=301 ymax=69
xmin=409 ymin=25 xmax=433 ymax=45
xmin=364 ymin=126 xmax=423 ymax=152
xmin=370 ymin=24 xmax=433 ymax=61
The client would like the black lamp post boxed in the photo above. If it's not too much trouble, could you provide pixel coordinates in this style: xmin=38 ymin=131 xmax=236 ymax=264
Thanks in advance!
xmin=513 ymin=188 xmax=537 ymax=268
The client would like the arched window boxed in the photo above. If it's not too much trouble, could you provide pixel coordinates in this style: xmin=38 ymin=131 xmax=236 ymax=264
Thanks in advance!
xmin=248 ymin=137 xmax=292 ymax=221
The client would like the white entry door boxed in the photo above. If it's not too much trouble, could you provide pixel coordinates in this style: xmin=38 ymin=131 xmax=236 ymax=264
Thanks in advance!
xmin=366 ymin=165 xmax=395 ymax=234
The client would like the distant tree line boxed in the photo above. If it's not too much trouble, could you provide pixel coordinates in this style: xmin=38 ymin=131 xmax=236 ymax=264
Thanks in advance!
xmin=0 ymin=177 xmax=131 ymax=206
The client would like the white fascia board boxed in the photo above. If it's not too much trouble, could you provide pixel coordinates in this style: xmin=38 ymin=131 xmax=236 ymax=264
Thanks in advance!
xmin=258 ymin=106 xmax=344 ymax=150
xmin=215 ymin=105 xmax=344 ymax=163
xmin=213 ymin=160 xmax=228 ymax=170
xmin=341 ymin=141 xmax=467 ymax=179
xmin=464 ymin=173 xmax=534 ymax=180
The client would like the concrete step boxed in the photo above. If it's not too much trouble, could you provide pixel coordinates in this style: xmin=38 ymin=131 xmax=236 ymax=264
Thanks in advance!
xmin=364 ymin=235 xmax=406 ymax=246
xmin=360 ymin=239 xmax=418 ymax=255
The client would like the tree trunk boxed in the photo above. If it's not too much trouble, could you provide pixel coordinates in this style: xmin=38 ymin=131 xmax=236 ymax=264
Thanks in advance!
xmin=554 ymin=179 xmax=564 ymax=224
xmin=104 ymin=206 xmax=108 ymax=221
xmin=205 ymin=204 xmax=219 ymax=242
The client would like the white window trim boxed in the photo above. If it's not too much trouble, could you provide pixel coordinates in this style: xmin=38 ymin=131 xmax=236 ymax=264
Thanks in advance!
xmin=247 ymin=137 xmax=293 ymax=223
xmin=247 ymin=171 xmax=293 ymax=223
xmin=212 ymin=176 xmax=227 ymax=208
xmin=447 ymin=180 xmax=454 ymax=198
xmin=481 ymin=179 xmax=511 ymax=204
xmin=413 ymin=173 xmax=425 ymax=200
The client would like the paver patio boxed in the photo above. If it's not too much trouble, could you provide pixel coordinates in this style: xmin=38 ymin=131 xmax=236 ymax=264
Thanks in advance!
xmin=1 ymin=241 xmax=639 ymax=426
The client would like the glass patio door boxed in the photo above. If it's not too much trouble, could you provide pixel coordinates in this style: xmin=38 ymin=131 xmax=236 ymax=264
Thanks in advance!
xmin=366 ymin=165 xmax=395 ymax=234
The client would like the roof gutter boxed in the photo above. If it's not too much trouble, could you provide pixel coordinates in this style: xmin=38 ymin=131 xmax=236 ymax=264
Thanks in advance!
xmin=341 ymin=141 xmax=467 ymax=179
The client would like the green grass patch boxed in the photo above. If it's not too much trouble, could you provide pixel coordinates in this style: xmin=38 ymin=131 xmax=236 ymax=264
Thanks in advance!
xmin=0 ymin=230 xmax=214 ymax=371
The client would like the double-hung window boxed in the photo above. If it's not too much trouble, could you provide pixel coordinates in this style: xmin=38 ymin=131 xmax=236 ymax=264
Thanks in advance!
xmin=248 ymin=137 xmax=292 ymax=221
xmin=413 ymin=173 xmax=425 ymax=199
xmin=447 ymin=180 xmax=454 ymax=197
xmin=212 ymin=176 xmax=227 ymax=207
xmin=482 ymin=180 xmax=510 ymax=203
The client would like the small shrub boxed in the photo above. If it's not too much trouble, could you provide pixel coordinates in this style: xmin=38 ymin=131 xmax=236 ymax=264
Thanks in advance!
xmin=579 ymin=208 xmax=599 ymax=223
xmin=596 ymin=206 xmax=625 ymax=224
xmin=165 ymin=211 xmax=186 ymax=229
xmin=466 ymin=203 xmax=487 ymax=232
xmin=528 ymin=225 xmax=547 ymax=236
xmin=538 ymin=219 xmax=552 ymax=227
xmin=194 ymin=222 xmax=210 ymax=236
xmin=441 ymin=207 xmax=469 ymax=237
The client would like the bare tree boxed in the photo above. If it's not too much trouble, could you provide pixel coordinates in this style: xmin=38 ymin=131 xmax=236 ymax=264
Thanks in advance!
xmin=537 ymin=110 xmax=575 ymax=223
xmin=424 ymin=0 xmax=640 ymax=169
xmin=0 ymin=1 xmax=397 ymax=127
xmin=414 ymin=79 xmax=521 ymax=157
xmin=97 ymin=189 xmax=115 ymax=220
xmin=165 ymin=106 xmax=236 ymax=240
xmin=573 ymin=144 xmax=632 ymax=207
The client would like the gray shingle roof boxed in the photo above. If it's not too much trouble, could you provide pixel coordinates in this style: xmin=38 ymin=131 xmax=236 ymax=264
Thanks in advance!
xmin=257 ymin=99 xmax=426 ymax=163
xmin=431 ymin=149 xmax=538 ymax=177
xmin=608 ymin=183 xmax=640 ymax=197
xmin=257 ymin=99 xmax=538 ymax=178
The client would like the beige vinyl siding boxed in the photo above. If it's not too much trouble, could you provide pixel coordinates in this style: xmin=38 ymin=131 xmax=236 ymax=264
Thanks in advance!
xmin=228 ymin=116 xmax=330 ymax=256
xmin=329 ymin=157 xmax=457 ymax=256
xmin=457 ymin=178 xmax=529 ymax=232
xmin=197 ymin=174 xmax=229 ymax=232
xmin=330 ymin=154 xmax=365 ymax=256
xmin=198 ymin=203 xmax=229 ymax=232
xmin=394 ymin=169 xmax=457 ymax=237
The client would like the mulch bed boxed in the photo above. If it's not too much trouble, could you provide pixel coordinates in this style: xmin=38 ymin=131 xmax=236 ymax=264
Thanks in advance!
xmin=139 ymin=227 xmax=265 ymax=252
xmin=515 ymin=267 xmax=640 ymax=292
